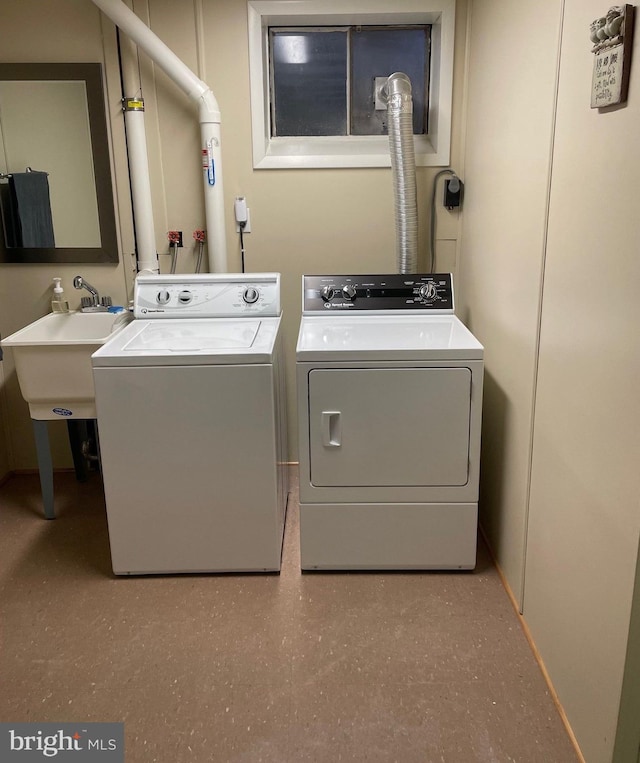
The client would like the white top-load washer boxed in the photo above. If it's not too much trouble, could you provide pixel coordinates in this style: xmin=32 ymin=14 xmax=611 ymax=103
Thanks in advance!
xmin=92 ymin=273 xmax=288 ymax=575
xmin=296 ymin=273 xmax=483 ymax=570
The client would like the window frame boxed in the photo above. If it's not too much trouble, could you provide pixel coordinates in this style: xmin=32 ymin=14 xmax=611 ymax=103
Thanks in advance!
xmin=247 ymin=0 xmax=456 ymax=169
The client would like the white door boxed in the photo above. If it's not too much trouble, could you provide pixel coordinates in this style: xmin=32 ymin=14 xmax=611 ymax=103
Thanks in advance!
xmin=308 ymin=367 xmax=472 ymax=488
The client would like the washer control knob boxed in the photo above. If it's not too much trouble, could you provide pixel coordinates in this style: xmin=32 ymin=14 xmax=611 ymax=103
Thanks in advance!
xmin=243 ymin=286 xmax=260 ymax=304
xmin=157 ymin=290 xmax=170 ymax=305
xmin=342 ymin=284 xmax=357 ymax=301
xmin=178 ymin=290 xmax=192 ymax=304
xmin=419 ymin=283 xmax=437 ymax=301
xmin=320 ymin=286 xmax=335 ymax=302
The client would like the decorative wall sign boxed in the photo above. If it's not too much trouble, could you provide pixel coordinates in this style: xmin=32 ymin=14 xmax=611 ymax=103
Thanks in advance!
xmin=590 ymin=4 xmax=635 ymax=108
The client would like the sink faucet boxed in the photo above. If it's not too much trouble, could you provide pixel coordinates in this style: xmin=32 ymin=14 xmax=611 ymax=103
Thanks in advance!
xmin=73 ymin=275 xmax=112 ymax=312
xmin=73 ymin=275 xmax=99 ymax=305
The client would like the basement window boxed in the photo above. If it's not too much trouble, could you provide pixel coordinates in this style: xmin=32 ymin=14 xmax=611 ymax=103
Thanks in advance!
xmin=247 ymin=0 xmax=455 ymax=169
xmin=270 ymin=26 xmax=430 ymax=138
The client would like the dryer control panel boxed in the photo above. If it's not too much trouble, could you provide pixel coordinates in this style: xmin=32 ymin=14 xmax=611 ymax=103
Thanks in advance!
xmin=135 ymin=273 xmax=281 ymax=318
xmin=302 ymin=273 xmax=454 ymax=314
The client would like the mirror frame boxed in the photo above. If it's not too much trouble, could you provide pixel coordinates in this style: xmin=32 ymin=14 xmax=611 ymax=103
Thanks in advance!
xmin=0 ymin=62 xmax=118 ymax=264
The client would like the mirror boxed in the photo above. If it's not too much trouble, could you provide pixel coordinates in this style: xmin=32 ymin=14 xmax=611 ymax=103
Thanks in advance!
xmin=0 ymin=63 xmax=118 ymax=264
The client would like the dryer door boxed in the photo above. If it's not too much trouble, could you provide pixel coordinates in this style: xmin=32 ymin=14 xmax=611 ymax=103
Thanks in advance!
xmin=308 ymin=367 xmax=472 ymax=488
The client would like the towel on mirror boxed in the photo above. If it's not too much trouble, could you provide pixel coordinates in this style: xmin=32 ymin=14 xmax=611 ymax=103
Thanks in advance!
xmin=8 ymin=171 xmax=55 ymax=248
xmin=0 ymin=183 xmax=22 ymax=247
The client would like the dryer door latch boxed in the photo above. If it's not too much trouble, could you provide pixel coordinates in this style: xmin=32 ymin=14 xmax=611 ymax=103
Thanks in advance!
xmin=321 ymin=411 xmax=342 ymax=447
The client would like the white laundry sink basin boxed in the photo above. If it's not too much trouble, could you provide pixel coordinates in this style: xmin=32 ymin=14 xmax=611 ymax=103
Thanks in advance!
xmin=2 ymin=310 xmax=132 ymax=419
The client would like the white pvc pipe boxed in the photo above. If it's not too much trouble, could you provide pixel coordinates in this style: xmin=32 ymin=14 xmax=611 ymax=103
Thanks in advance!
xmin=93 ymin=0 xmax=210 ymax=102
xmin=92 ymin=0 xmax=228 ymax=273
xmin=120 ymin=32 xmax=158 ymax=273
xmin=199 ymin=97 xmax=227 ymax=275
xmin=124 ymin=109 xmax=158 ymax=273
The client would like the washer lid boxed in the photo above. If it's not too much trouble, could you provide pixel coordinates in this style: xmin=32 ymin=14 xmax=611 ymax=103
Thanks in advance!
xmin=296 ymin=315 xmax=483 ymax=361
xmin=92 ymin=317 xmax=281 ymax=366
xmin=124 ymin=320 xmax=260 ymax=352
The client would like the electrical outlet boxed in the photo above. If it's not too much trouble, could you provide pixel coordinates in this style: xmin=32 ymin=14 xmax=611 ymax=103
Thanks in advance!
xmin=444 ymin=179 xmax=463 ymax=210
xmin=235 ymin=209 xmax=251 ymax=234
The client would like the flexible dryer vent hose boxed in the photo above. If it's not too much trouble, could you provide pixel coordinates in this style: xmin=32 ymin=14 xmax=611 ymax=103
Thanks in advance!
xmin=382 ymin=72 xmax=417 ymax=274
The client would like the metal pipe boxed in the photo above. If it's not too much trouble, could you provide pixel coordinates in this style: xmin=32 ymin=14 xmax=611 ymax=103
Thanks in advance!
xmin=381 ymin=72 xmax=418 ymax=274
xmin=91 ymin=0 xmax=228 ymax=273
xmin=73 ymin=276 xmax=100 ymax=304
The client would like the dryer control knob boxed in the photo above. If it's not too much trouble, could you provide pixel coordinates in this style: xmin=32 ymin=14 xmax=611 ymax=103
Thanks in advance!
xmin=243 ymin=286 xmax=260 ymax=304
xmin=178 ymin=290 xmax=193 ymax=304
xmin=157 ymin=290 xmax=171 ymax=305
xmin=342 ymin=285 xmax=357 ymax=301
xmin=419 ymin=283 xmax=437 ymax=301
xmin=320 ymin=286 xmax=335 ymax=302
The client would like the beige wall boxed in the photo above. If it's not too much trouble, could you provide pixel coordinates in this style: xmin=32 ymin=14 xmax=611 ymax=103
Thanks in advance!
xmin=524 ymin=0 xmax=640 ymax=759
xmin=458 ymin=0 xmax=563 ymax=603
xmin=460 ymin=0 xmax=640 ymax=761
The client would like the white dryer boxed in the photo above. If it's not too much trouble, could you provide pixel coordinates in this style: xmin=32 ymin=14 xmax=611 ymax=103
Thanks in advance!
xmin=92 ymin=273 xmax=288 ymax=575
xmin=296 ymin=274 xmax=483 ymax=570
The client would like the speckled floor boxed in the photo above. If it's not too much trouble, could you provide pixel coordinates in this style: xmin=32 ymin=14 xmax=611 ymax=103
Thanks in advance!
xmin=0 ymin=468 xmax=579 ymax=762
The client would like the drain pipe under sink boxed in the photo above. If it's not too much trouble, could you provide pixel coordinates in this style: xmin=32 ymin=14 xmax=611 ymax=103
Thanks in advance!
xmin=92 ymin=0 xmax=228 ymax=274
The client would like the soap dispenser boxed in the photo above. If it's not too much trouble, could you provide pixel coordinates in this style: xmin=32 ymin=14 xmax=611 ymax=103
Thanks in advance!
xmin=51 ymin=278 xmax=70 ymax=313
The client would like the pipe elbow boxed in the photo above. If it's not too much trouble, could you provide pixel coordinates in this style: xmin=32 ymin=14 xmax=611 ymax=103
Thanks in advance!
xmin=381 ymin=72 xmax=413 ymax=101
xmin=385 ymin=72 xmax=412 ymax=97
xmin=199 ymin=88 xmax=221 ymax=124
xmin=384 ymin=73 xmax=413 ymax=115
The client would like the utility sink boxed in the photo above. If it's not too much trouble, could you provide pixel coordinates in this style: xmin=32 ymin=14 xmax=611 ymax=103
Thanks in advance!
xmin=2 ymin=310 xmax=132 ymax=420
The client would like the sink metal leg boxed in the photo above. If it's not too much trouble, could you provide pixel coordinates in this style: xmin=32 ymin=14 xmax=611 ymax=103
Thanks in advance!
xmin=32 ymin=419 xmax=55 ymax=519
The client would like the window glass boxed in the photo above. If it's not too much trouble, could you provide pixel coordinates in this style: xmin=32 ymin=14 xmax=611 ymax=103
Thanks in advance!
xmin=350 ymin=27 xmax=429 ymax=136
xmin=271 ymin=30 xmax=348 ymax=136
